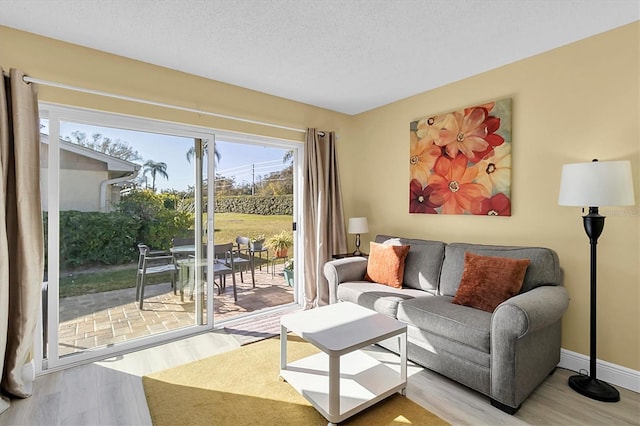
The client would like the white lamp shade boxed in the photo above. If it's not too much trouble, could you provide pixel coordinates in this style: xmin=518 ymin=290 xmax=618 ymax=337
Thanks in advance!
xmin=348 ymin=217 xmax=369 ymax=234
xmin=558 ymin=160 xmax=635 ymax=207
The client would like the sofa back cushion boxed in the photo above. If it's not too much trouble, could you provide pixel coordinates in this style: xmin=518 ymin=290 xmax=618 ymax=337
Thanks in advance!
xmin=375 ymin=235 xmax=445 ymax=293
xmin=440 ymin=243 xmax=562 ymax=297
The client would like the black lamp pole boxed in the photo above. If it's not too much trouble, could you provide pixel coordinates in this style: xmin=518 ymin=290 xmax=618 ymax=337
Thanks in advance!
xmin=567 ymin=206 xmax=620 ymax=402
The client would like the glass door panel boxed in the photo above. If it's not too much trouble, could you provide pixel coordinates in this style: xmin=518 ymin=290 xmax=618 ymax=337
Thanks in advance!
xmin=211 ymin=139 xmax=297 ymax=321
xmin=49 ymin=119 xmax=208 ymax=359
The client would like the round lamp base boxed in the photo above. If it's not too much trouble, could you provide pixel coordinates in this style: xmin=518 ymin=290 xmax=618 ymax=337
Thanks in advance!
xmin=568 ymin=375 xmax=620 ymax=402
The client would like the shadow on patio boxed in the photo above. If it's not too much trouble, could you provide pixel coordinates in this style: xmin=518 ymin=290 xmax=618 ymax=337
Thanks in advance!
xmin=57 ymin=263 xmax=294 ymax=357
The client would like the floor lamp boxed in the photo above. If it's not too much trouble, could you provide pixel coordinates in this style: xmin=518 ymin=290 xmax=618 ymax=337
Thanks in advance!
xmin=558 ymin=159 xmax=635 ymax=402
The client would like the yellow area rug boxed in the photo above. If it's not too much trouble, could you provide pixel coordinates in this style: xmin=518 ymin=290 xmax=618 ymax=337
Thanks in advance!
xmin=143 ymin=336 xmax=449 ymax=425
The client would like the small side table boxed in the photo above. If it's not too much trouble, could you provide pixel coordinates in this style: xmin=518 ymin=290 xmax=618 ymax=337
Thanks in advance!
xmin=251 ymin=247 xmax=269 ymax=272
xmin=270 ymin=255 xmax=289 ymax=278
xmin=332 ymin=252 xmax=368 ymax=259
xmin=280 ymin=302 xmax=407 ymax=425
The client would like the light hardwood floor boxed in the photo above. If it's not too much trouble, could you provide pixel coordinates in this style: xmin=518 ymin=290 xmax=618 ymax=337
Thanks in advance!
xmin=0 ymin=330 xmax=638 ymax=426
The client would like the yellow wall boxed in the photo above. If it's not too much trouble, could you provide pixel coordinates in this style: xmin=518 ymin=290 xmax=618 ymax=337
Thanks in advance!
xmin=2 ymin=23 xmax=639 ymax=370
xmin=0 ymin=26 xmax=348 ymax=142
xmin=340 ymin=22 xmax=639 ymax=370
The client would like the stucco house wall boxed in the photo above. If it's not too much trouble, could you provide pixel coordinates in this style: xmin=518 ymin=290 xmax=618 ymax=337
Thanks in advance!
xmin=40 ymin=134 xmax=140 ymax=212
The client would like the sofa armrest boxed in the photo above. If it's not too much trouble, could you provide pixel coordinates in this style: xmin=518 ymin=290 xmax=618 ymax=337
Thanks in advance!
xmin=493 ymin=285 xmax=569 ymax=337
xmin=323 ymin=257 xmax=368 ymax=304
xmin=490 ymin=285 xmax=570 ymax=408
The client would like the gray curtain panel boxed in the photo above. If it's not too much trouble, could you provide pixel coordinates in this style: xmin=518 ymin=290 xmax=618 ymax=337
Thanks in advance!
xmin=0 ymin=69 xmax=44 ymax=414
xmin=302 ymin=129 xmax=347 ymax=308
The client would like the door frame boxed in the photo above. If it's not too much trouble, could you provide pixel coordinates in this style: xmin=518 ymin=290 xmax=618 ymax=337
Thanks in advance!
xmin=38 ymin=103 xmax=303 ymax=371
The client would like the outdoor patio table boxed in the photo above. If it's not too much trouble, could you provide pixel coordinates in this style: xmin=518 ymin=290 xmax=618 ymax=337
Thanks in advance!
xmin=176 ymin=257 xmax=205 ymax=301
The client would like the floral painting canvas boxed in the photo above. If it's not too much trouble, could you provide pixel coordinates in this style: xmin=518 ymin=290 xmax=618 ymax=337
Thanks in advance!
xmin=409 ymin=98 xmax=512 ymax=216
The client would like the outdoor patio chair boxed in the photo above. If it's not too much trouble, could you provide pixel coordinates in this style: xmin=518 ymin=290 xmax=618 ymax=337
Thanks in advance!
xmin=214 ymin=242 xmax=238 ymax=301
xmin=230 ymin=237 xmax=255 ymax=288
xmin=172 ymin=237 xmax=195 ymax=246
xmin=170 ymin=237 xmax=196 ymax=261
xmin=136 ymin=244 xmax=179 ymax=309
xmin=237 ymin=235 xmax=269 ymax=272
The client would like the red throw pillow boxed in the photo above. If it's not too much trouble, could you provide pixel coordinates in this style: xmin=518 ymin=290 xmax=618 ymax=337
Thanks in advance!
xmin=364 ymin=242 xmax=410 ymax=288
xmin=452 ymin=252 xmax=530 ymax=312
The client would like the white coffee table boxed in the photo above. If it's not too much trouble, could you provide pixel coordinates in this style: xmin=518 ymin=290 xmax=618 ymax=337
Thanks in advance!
xmin=280 ymin=302 xmax=407 ymax=425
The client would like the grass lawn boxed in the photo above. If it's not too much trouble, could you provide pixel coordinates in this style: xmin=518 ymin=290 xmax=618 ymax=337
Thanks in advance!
xmin=212 ymin=213 xmax=293 ymax=245
xmin=59 ymin=265 xmax=158 ymax=298
xmin=59 ymin=213 xmax=293 ymax=298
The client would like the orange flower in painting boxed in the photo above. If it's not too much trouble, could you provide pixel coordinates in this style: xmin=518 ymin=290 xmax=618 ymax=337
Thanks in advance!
xmin=435 ymin=108 xmax=489 ymax=160
xmin=427 ymin=154 xmax=488 ymax=215
xmin=410 ymin=131 xmax=441 ymax=185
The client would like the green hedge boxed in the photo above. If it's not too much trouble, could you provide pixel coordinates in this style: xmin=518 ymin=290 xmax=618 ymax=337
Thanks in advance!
xmin=214 ymin=195 xmax=293 ymax=215
xmin=45 ymin=191 xmax=286 ymax=269
xmin=144 ymin=208 xmax=194 ymax=250
xmin=117 ymin=190 xmax=194 ymax=250
xmin=58 ymin=211 xmax=140 ymax=268
xmin=47 ymin=189 xmax=194 ymax=269
xmin=53 ymin=208 xmax=193 ymax=269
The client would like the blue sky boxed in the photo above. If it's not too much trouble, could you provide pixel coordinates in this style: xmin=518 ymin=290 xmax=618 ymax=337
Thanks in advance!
xmin=56 ymin=121 xmax=290 ymax=191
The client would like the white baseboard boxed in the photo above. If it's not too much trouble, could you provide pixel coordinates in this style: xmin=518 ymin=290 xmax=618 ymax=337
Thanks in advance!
xmin=559 ymin=348 xmax=640 ymax=393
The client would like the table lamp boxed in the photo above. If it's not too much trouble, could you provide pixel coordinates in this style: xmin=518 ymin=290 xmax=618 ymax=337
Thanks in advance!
xmin=348 ymin=217 xmax=369 ymax=256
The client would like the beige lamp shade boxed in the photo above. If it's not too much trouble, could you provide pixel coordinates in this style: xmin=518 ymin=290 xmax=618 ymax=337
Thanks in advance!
xmin=558 ymin=160 xmax=635 ymax=207
xmin=348 ymin=217 xmax=369 ymax=234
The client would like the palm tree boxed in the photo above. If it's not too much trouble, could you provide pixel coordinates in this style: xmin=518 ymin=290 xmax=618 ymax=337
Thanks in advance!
xmin=143 ymin=160 xmax=169 ymax=192
xmin=283 ymin=149 xmax=294 ymax=164
xmin=186 ymin=140 xmax=221 ymax=164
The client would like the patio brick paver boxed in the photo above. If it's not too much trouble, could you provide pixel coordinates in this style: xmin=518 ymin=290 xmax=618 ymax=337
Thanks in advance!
xmin=56 ymin=263 xmax=294 ymax=357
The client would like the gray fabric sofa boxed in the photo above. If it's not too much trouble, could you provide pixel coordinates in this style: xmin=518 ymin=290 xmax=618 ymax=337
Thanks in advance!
xmin=323 ymin=234 xmax=570 ymax=414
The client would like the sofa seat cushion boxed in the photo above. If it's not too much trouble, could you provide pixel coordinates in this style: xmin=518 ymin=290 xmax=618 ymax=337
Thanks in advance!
xmin=337 ymin=282 xmax=426 ymax=318
xmin=397 ymin=296 xmax=492 ymax=353
xmin=407 ymin=325 xmax=491 ymax=369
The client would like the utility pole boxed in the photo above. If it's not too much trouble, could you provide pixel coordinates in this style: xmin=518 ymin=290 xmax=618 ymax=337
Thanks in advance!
xmin=252 ymin=163 xmax=255 ymax=195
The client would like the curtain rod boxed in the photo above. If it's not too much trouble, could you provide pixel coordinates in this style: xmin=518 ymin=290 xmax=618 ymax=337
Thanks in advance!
xmin=4 ymin=72 xmax=310 ymax=134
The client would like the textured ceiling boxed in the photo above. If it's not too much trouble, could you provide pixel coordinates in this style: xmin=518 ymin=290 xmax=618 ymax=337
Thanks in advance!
xmin=0 ymin=0 xmax=638 ymax=115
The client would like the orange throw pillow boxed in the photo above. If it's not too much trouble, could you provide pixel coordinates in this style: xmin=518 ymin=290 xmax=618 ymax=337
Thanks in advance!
xmin=364 ymin=242 xmax=410 ymax=288
xmin=452 ymin=252 xmax=530 ymax=312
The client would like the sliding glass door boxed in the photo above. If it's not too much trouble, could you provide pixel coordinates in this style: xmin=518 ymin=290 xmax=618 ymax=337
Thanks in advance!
xmin=39 ymin=103 xmax=302 ymax=370
xmin=41 ymin=105 xmax=214 ymax=368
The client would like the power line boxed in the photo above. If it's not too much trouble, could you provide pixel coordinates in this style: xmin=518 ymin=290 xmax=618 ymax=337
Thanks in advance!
xmin=217 ymin=158 xmax=284 ymax=175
